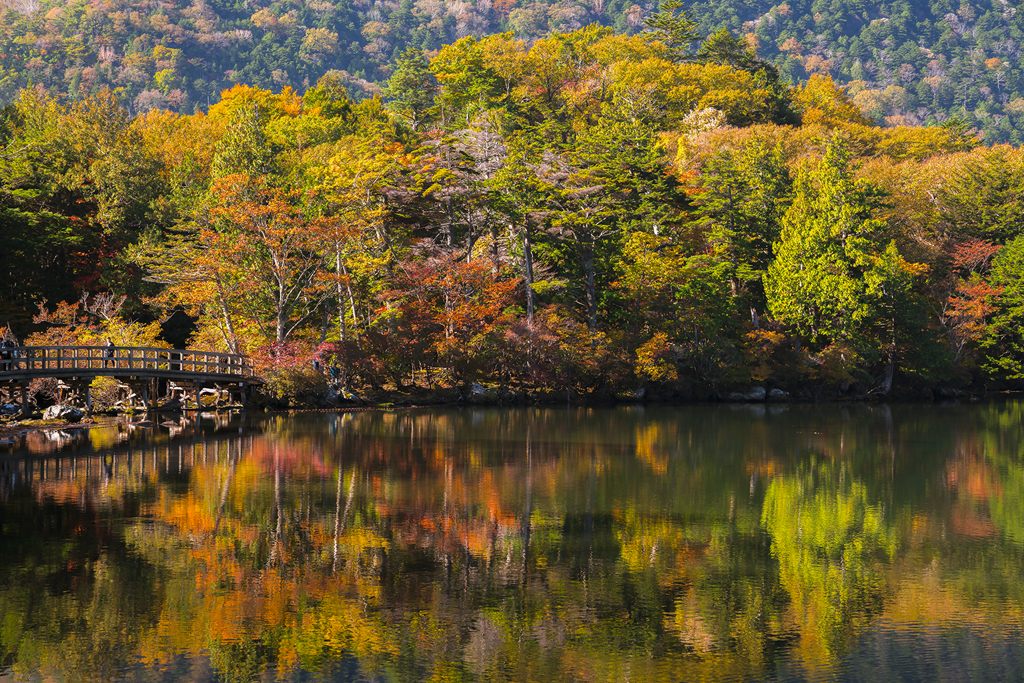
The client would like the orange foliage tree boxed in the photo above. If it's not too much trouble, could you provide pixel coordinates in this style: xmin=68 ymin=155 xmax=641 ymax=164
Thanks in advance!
xmin=209 ymin=174 xmax=344 ymax=345
xmin=369 ymin=256 xmax=519 ymax=385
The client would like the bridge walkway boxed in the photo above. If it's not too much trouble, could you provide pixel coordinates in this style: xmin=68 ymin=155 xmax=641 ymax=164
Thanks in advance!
xmin=0 ymin=346 xmax=258 ymax=412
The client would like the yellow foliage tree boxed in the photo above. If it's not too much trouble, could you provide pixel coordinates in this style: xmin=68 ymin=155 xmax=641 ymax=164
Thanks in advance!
xmin=793 ymin=74 xmax=874 ymax=127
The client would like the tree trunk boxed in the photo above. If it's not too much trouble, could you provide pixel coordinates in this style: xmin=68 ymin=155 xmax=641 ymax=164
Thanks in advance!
xmin=319 ymin=304 xmax=330 ymax=344
xmin=523 ymin=224 xmax=535 ymax=327
xmin=582 ymin=238 xmax=597 ymax=330
xmin=466 ymin=225 xmax=477 ymax=263
xmin=490 ymin=223 xmax=500 ymax=275
xmin=336 ymin=249 xmax=347 ymax=344
xmin=276 ymin=276 xmax=288 ymax=343
xmin=341 ymin=261 xmax=360 ymax=341
xmin=214 ymin=277 xmax=239 ymax=354
xmin=445 ymin=197 xmax=455 ymax=248
xmin=880 ymin=322 xmax=896 ymax=395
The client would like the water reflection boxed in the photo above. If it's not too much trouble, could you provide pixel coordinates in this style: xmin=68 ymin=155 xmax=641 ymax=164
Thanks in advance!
xmin=2 ymin=403 xmax=1024 ymax=681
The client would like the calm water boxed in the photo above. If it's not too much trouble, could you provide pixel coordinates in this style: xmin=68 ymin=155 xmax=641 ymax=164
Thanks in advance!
xmin=2 ymin=403 xmax=1024 ymax=682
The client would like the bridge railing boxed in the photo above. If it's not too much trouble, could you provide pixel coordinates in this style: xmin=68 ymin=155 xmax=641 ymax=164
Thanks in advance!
xmin=0 ymin=346 xmax=255 ymax=378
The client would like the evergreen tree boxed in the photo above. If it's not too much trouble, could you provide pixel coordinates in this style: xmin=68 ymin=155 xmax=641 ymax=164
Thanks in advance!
xmin=384 ymin=47 xmax=439 ymax=131
xmin=764 ymin=137 xmax=890 ymax=345
xmin=644 ymin=0 xmax=702 ymax=63
xmin=983 ymin=236 xmax=1024 ymax=381
xmin=698 ymin=138 xmax=792 ymax=307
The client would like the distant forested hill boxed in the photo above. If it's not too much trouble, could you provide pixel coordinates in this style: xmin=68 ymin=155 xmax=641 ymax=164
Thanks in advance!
xmin=0 ymin=0 xmax=1021 ymax=140
xmin=690 ymin=0 xmax=1024 ymax=142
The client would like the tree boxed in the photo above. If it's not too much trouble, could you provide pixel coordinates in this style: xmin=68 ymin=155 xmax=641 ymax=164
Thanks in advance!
xmin=430 ymin=36 xmax=504 ymax=129
xmin=696 ymin=138 xmax=791 ymax=307
xmin=316 ymin=132 xmax=414 ymax=341
xmin=933 ymin=239 xmax=1002 ymax=365
xmin=211 ymin=105 xmax=277 ymax=179
xmin=764 ymin=137 xmax=890 ymax=346
xmin=793 ymin=74 xmax=874 ymax=127
xmin=492 ymin=136 xmax=549 ymax=327
xmin=644 ymin=0 xmax=701 ymax=63
xmin=542 ymin=108 xmax=689 ymax=330
xmin=129 ymin=221 xmax=247 ymax=354
xmin=696 ymin=28 xmax=799 ymax=125
xmin=209 ymin=175 xmax=340 ymax=344
xmin=982 ymin=235 xmax=1024 ymax=381
xmin=390 ymin=255 xmax=519 ymax=383
xmin=384 ymin=48 xmax=439 ymax=132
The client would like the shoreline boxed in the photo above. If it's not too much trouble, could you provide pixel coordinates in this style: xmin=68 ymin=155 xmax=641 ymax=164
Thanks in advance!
xmin=0 ymin=386 xmax=1004 ymax=444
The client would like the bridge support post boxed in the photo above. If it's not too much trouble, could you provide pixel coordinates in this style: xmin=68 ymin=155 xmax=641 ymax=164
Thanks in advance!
xmin=19 ymin=383 xmax=27 ymax=416
xmin=193 ymin=383 xmax=202 ymax=412
xmin=85 ymin=385 xmax=92 ymax=415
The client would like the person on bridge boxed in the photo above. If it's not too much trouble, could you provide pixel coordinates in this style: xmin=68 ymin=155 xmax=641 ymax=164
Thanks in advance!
xmin=0 ymin=337 xmax=14 ymax=371
xmin=104 ymin=338 xmax=116 ymax=367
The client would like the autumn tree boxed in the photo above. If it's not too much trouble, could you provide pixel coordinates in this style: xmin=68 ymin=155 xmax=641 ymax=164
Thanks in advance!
xmin=696 ymin=28 xmax=798 ymax=125
xmin=130 ymin=222 xmax=247 ymax=354
xmin=210 ymin=175 xmax=341 ymax=344
xmin=934 ymin=239 xmax=1002 ymax=366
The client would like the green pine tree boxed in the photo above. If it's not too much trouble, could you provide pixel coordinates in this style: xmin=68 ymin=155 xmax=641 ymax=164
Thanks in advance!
xmin=383 ymin=47 xmax=439 ymax=131
xmin=764 ymin=136 xmax=889 ymax=345
xmin=644 ymin=0 xmax=702 ymax=63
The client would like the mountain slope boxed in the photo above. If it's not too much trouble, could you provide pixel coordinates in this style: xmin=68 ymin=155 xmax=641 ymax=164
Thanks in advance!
xmin=0 ymin=0 xmax=1021 ymax=140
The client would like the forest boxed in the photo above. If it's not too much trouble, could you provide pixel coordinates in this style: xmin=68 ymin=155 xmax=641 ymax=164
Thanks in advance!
xmin=3 ymin=20 xmax=1024 ymax=404
xmin=0 ymin=0 xmax=1022 ymax=140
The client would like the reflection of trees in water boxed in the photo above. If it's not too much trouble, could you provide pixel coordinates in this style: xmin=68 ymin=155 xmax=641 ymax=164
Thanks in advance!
xmin=0 ymin=486 xmax=161 ymax=682
xmin=763 ymin=459 xmax=898 ymax=665
xmin=7 ymin=405 xmax=1024 ymax=681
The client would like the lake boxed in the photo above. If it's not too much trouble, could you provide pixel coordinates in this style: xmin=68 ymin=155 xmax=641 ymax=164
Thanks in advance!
xmin=2 ymin=402 xmax=1024 ymax=682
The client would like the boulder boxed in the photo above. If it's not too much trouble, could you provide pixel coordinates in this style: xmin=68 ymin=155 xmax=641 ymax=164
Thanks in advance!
xmin=466 ymin=382 xmax=498 ymax=404
xmin=1 ymin=403 xmax=20 ymax=416
xmin=328 ymin=387 xmax=364 ymax=404
xmin=43 ymin=405 xmax=85 ymax=422
xmin=729 ymin=386 xmax=766 ymax=402
xmin=768 ymin=388 xmax=790 ymax=402
xmin=340 ymin=388 xmax=363 ymax=404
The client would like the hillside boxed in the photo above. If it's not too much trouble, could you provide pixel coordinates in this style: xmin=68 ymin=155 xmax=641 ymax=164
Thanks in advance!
xmin=692 ymin=0 xmax=1024 ymax=142
xmin=0 ymin=0 xmax=1021 ymax=140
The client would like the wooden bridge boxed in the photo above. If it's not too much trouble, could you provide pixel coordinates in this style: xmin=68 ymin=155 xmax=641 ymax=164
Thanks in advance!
xmin=0 ymin=346 xmax=259 ymax=413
